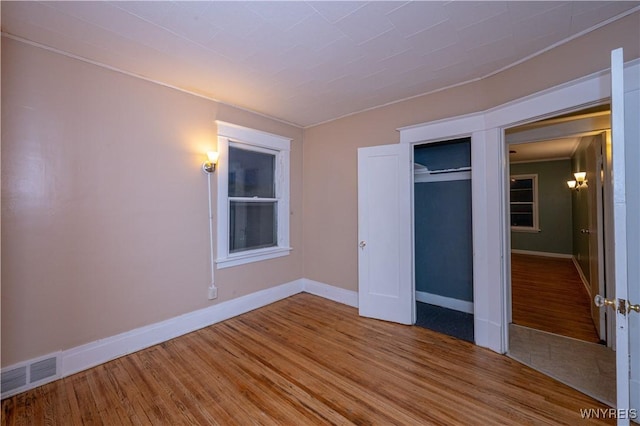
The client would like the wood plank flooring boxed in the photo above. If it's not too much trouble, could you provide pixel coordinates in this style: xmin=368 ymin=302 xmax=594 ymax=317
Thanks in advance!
xmin=511 ymin=253 xmax=600 ymax=343
xmin=2 ymin=293 xmax=612 ymax=425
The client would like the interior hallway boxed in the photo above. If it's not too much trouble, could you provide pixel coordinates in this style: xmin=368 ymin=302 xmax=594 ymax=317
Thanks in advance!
xmin=509 ymin=253 xmax=615 ymax=407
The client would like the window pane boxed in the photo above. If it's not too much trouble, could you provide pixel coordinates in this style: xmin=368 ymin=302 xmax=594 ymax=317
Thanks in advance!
xmin=510 ymin=189 xmax=533 ymax=203
xmin=230 ymin=201 xmax=277 ymax=253
xmin=510 ymin=178 xmax=532 ymax=190
xmin=510 ymin=176 xmax=536 ymax=229
xmin=229 ymin=146 xmax=275 ymax=198
xmin=511 ymin=213 xmax=534 ymax=228
xmin=511 ymin=204 xmax=533 ymax=214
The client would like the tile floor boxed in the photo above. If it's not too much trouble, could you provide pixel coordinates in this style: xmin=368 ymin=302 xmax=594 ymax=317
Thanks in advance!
xmin=508 ymin=323 xmax=616 ymax=407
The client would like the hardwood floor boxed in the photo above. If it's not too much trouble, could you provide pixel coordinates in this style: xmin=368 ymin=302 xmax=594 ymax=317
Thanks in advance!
xmin=511 ymin=253 xmax=600 ymax=343
xmin=2 ymin=293 xmax=612 ymax=425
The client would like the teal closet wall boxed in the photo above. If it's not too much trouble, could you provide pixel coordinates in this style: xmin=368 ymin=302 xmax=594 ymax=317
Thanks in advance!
xmin=414 ymin=139 xmax=473 ymax=302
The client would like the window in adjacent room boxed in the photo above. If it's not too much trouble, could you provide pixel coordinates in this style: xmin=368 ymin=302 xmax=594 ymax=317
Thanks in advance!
xmin=510 ymin=174 xmax=539 ymax=232
xmin=216 ymin=121 xmax=291 ymax=268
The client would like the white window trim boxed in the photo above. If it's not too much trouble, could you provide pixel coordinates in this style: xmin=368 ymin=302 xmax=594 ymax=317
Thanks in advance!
xmin=510 ymin=174 xmax=540 ymax=232
xmin=215 ymin=121 xmax=291 ymax=269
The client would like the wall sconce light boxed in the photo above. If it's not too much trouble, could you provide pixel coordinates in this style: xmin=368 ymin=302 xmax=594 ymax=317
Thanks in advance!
xmin=202 ymin=151 xmax=219 ymax=173
xmin=567 ymin=171 xmax=587 ymax=191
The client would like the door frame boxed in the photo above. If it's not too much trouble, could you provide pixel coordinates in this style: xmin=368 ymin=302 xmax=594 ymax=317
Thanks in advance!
xmin=401 ymin=119 xmax=489 ymax=347
xmin=503 ymin=128 xmax=611 ymax=344
xmin=499 ymin=113 xmax=614 ymax=354
xmin=398 ymin=58 xmax=640 ymax=354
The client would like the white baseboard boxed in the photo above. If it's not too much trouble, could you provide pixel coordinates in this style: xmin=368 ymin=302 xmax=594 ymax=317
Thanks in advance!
xmin=302 ymin=278 xmax=358 ymax=308
xmin=1 ymin=278 xmax=363 ymax=399
xmin=571 ymin=256 xmax=592 ymax=298
xmin=2 ymin=279 xmax=304 ymax=399
xmin=473 ymin=318 xmax=503 ymax=353
xmin=415 ymin=291 xmax=474 ymax=314
xmin=511 ymin=249 xmax=573 ymax=259
xmin=486 ymin=320 xmax=505 ymax=354
xmin=5 ymin=279 xmax=506 ymax=399
xmin=62 ymin=279 xmax=304 ymax=378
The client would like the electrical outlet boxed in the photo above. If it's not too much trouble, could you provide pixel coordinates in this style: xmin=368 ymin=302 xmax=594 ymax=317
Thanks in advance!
xmin=208 ymin=286 xmax=218 ymax=300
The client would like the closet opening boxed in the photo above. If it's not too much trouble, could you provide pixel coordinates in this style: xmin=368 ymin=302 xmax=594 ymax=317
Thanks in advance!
xmin=413 ymin=137 xmax=474 ymax=343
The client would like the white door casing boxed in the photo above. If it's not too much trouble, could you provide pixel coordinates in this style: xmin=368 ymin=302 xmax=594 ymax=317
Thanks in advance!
xmin=357 ymin=144 xmax=413 ymax=325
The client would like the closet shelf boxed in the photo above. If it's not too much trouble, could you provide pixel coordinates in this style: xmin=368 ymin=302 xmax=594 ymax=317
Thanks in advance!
xmin=414 ymin=166 xmax=471 ymax=183
xmin=420 ymin=166 xmax=471 ymax=175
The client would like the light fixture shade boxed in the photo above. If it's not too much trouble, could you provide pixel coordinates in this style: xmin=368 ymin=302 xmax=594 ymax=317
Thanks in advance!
xmin=574 ymin=171 xmax=586 ymax=182
xmin=567 ymin=180 xmax=577 ymax=189
xmin=202 ymin=151 xmax=219 ymax=173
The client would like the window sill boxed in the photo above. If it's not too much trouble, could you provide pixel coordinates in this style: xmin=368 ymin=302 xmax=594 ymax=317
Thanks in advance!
xmin=216 ymin=247 xmax=292 ymax=269
xmin=511 ymin=227 xmax=540 ymax=233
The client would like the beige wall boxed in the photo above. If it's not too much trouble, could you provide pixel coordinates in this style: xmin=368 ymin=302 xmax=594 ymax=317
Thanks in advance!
xmin=302 ymin=11 xmax=640 ymax=291
xmin=1 ymin=37 xmax=303 ymax=366
xmin=482 ymin=12 xmax=640 ymax=107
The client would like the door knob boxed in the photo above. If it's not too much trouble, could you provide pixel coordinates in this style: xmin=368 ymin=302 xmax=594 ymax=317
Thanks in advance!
xmin=596 ymin=295 xmax=639 ymax=315
xmin=359 ymin=241 xmax=366 ymax=249
xmin=594 ymin=294 xmax=615 ymax=308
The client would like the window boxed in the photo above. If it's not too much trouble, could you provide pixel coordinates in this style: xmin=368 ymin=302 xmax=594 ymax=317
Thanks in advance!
xmin=216 ymin=121 xmax=291 ymax=268
xmin=510 ymin=174 xmax=539 ymax=232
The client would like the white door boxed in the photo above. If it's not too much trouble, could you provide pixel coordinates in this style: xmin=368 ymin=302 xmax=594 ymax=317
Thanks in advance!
xmin=357 ymin=144 xmax=413 ymax=324
xmin=616 ymin=48 xmax=640 ymax=423
xmin=599 ymin=47 xmax=640 ymax=425
xmin=626 ymin=81 xmax=640 ymax=425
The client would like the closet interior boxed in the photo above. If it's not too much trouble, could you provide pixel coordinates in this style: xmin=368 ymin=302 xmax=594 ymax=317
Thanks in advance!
xmin=413 ymin=138 xmax=474 ymax=342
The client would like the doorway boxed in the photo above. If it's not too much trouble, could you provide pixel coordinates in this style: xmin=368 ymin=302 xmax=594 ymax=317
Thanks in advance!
xmin=413 ymin=138 xmax=474 ymax=343
xmin=360 ymin=50 xmax=637 ymax=416
xmin=504 ymin=107 xmax=616 ymax=406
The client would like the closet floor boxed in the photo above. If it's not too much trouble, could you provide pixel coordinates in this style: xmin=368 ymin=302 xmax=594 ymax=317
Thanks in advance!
xmin=415 ymin=302 xmax=474 ymax=343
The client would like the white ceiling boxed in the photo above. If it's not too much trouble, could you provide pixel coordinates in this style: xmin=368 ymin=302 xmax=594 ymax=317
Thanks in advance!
xmin=507 ymin=108 xmax=611 ymax=162
xmin=2 ymin=1 xmax=639 ymax=127
xmin=508 ymin=138 xmax=580 ymax=163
